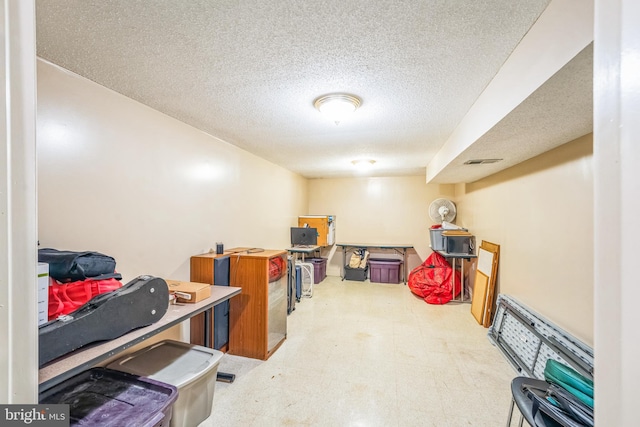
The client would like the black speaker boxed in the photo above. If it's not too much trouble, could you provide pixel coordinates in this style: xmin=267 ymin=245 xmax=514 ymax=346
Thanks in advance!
xmin=213 ymin=255 xmax=229 ymax=286
xmin=213 ymin=256 xmax=230 ymax=349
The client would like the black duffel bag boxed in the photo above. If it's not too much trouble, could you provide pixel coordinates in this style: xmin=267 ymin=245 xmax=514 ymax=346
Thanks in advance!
xmin=38 ymin=248 xmax=122 ymax=282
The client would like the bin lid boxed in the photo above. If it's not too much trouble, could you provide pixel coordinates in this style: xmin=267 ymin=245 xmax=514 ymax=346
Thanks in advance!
xmin=108 ymin=339 xmax=223 ymax=388
xmin=40 ymin=367 xmax=178 ymax=427
xmin=368 ymin=258 xmax=403 ymax=264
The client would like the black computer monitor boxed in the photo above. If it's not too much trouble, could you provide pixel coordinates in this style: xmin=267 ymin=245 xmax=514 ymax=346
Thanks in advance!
xmin=291 ymin=227 xmax=318 ymax=246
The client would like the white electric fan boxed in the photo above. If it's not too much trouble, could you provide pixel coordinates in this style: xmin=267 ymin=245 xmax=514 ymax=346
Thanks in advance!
xmin=429 ymin=198 xmax=457 ymax=224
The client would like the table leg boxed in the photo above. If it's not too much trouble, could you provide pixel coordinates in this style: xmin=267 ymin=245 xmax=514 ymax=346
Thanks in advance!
xmin=203 ymin=308 xmax=211 ymax=347
xmin=205 ymin=306 xmax=236 ymax=383
xmin=402 ymin=249 xmax=406 ymax=284
xmin=451 ymin=258 xmax=456 ymax=302
xmin=341 ymin=247 xmax=346 ymax=280
xmin=460 ymin=258 xmax=465 ymax=302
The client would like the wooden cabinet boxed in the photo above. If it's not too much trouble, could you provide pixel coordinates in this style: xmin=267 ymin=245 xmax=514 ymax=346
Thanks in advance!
xmin=298 ymin=215 xmax=335 ymax=246
xmin=228 ymin=249 xmax=287 ymax=360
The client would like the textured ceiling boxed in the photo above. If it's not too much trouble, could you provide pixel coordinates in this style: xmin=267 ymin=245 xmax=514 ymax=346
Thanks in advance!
xmin=33 ymin=0 xmax=589 ymax=181
xmin=431 ymin=43 xmax=593 ymax=183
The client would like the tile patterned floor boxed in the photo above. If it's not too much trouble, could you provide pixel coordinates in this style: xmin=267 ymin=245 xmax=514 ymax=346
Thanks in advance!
xmin=202 ymin=276 xmax=516 ymax=426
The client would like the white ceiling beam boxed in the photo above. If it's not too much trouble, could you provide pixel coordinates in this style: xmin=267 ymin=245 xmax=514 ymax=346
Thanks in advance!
xmin=426 ymin=0 xmax=594 ymax=183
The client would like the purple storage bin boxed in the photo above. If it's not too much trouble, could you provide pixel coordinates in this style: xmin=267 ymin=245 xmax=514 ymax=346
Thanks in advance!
xmin=307 ymin=258 xmax=327 ymax=283
xmin=39 ymin=368 xmax=178 ymax=427
xmin=368 ymin=259 xmax=403 ymax=284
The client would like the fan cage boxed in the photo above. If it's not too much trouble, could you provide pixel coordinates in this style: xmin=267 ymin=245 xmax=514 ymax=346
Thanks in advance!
xmin=429 ymin=198 xmax=457 ymax=223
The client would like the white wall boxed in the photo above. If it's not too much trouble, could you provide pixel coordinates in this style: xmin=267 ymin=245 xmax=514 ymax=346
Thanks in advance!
xmin=593 ymin=0 xmax=640 ymax=422
xmin=455 ymin=134 xmax=593 ymax=345
xmin=37 ymin=59 xmax=308 ymax=283
xmin=307 ymin=176 xmax=455 ymax=276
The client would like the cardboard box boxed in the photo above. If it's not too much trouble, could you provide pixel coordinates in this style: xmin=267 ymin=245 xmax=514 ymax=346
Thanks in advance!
xmin=166 ymin=280 xmax=211 ymax=303
xmin=441 ymin=230 xmax=472 ymax=236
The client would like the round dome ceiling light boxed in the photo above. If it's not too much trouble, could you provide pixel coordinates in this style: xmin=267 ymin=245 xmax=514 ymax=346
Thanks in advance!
xmin=314 ymin=93 xmax=362 ymax=124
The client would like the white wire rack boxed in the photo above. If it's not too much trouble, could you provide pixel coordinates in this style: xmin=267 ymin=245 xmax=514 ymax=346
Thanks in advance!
xmin=295 ymin=261 xmax=314 ymax=298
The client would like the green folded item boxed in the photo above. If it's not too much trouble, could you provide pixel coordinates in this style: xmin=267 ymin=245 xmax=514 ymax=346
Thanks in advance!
xmin=544 ymin=359 xmax=594 ymax=409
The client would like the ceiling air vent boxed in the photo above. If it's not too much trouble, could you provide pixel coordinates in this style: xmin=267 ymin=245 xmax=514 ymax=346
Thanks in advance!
xmin=464 ymin=159 xmax=503 ymax=165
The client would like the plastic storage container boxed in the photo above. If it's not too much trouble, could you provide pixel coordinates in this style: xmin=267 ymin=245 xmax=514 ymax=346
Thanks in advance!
xmin=429 ymin=227 xmax=446 ymax=251
xmin=444 ymin=235 xmax=476 ymax=255
xmin=108 ymin=340 xmax=223 ymax=427
xmin=307 ymin=257 xmax=327 ymax=283
xmin=39 ymin=367 xmax=178 ymax=427
xmin=344 ymin=266 xmax=368 ymax=281
xmin=430 ymin=226 xmax=468 ymax=251
xmin=368 ymin=259 xmax=403 ymax=284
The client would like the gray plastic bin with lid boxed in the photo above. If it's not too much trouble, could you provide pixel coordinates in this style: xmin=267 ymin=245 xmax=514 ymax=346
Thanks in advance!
xmin=108 ymin=339 xmax=223 ymax=427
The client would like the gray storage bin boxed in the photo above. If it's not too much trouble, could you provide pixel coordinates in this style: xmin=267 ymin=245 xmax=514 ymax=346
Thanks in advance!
xmin=344 ymin=266 xmax=368 ymax=281
xmin=108 ymin=339 xmax=223 ymax=427
xmin=430 ymin=227 xmax=468 ymax=251
xmin=444 ymin=234 xmax=476 ymax=255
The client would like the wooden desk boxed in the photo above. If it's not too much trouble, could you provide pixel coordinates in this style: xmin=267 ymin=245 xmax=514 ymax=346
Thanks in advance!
xmin=337 ymin=243 xmax=414 ymax=284
xmin=38 ymin=285 xmax=240 ymax=393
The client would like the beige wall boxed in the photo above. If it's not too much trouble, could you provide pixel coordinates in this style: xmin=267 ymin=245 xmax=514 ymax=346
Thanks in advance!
xmin=454 ymin=133 xmax=593 ymax=345
xmin=36 ymin=59 xmax=308 ymax=283
xmin=35 ymin=57 xmax=594 ymax=346
xmin=307 ymin=176 xmax=455 ymax=276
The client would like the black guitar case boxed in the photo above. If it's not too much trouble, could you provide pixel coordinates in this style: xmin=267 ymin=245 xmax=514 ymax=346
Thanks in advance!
xmin=39 ymin=275 xmax=169 ymax=367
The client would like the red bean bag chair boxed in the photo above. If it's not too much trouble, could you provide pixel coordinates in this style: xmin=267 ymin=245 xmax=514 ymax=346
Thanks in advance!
xmin=408 ymin=252 xmax=461 ymax=304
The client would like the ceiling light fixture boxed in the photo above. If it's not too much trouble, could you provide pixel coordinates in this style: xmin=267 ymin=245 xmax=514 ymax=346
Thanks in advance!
xmin=314 ymin=93 xmax=361 ymax=124
xmin=351 ymin=159 xmax=376 ymax=169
